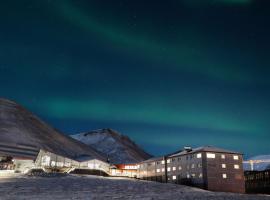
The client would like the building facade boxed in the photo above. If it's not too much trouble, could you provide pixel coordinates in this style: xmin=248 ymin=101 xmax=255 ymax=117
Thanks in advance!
xmin=137 ymin=146 xmax=245 ymax=193
xmin=110 ymin=164 xmax=138 ymax=178
xmin=35 ymin=149 xmax=111 ymax=174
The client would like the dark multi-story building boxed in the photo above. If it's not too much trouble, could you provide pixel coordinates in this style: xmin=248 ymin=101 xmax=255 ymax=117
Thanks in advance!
xmin=137 ymin=146 xmax=245 ymax=193
xmin=245 ymin=170 xmax=270 ymax=194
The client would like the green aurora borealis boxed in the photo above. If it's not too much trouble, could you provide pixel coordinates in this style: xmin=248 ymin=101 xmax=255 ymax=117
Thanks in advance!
xmin=0 ymin=0 xmax=269 ymax=157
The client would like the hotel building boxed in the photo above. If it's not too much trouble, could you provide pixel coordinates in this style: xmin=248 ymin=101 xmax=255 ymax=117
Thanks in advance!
xmin=137 ymin=146 xmax=245 ymax=193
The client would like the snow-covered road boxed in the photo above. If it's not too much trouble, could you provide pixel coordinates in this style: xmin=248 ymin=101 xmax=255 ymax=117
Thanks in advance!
xmin=0 ymin=175 xmax=269 ymax=200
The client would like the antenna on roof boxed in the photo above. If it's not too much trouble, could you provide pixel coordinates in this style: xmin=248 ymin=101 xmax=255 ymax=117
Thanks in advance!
xmin=184 ymin=146 xmax=192 ymax=152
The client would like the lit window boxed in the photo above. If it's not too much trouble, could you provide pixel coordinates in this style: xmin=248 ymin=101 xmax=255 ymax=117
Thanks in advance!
xmin=221 ymin=154 xmax=226 ymax=159
xmin=233 ymin=155 xmax=239 ymax=160
xmin=157 ymin=169 xmax=160 ymax=173
xmin=222 ymin=174 xmax=227 ymax=179
xmin=167 ymin=167 xmax=171 ymax=172
xmin=161 ymin=160 xmax=165 ymax=164
xmin=197 ymin=153 xmax=202 ymax=158
xmin=173 ymin=167 xmax=176 ymax=171
xmin=56 ymin=162 xmax=63 ymax=167
xmin=187 ymin=174 xmax=190 ymax=178
xmin=234 ymin=164 xmax=240 ymax=169
xmin=199 ymin=173 xmax=203 ymax=178
xmin=41 ymin=156 xmax=50 ymax=166
xmin=191 ymin=174 xmax=195 ymax=178
xmin=191 ymin=164 xmax=195 ymax=168
xmin=172 ymin=175 xmax=177 ymax=180
xmin=179 ymin=166 xmax=182 ymax=170
xmin=51 ymin=161 xmax=56 ymax=167
xmin=167 ymin=159 xmax=171 ymax=164
xmin=222 ymin=164 xmax=226 ymax=168
xmin=207 ymin=153 xmax=215 ymax=159
xmin=162 ymin=168 xmax=165 ymax=172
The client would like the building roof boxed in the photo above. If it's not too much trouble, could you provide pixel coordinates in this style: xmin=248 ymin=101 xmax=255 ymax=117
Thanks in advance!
xmin=139 ymin=156 xmax=164 ymax=164
xmin=168 ymin=146 xmax=242 ymax=158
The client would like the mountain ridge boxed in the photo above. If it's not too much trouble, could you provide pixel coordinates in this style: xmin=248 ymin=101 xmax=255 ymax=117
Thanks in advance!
xmin=72 ymin=128 xmax=152 ymax=164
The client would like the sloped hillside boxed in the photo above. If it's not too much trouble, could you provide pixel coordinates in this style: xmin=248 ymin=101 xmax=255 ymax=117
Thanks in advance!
xmin=0 ymin=98 xmax=105 ymax=161
xmin=72 ymin=129 xmax=152 ymax=164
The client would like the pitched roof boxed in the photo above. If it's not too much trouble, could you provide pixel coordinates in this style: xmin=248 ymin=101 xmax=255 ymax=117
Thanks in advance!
xmin=168 ymin=146 xmax=242 ymax=158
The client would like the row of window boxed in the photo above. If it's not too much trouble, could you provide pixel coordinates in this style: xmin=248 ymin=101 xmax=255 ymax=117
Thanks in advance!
xmin=155 ymin=153 xmax=240 ymax=166
xmin=156 ymin=163 xmax=203 ymax=173
xmin=169 ymin=173 xmax=203 ymax=180
xmin=206 ymin=153 xmax=239 ymax=160
xmin=221 ymin=164 xmax=240 ymax=169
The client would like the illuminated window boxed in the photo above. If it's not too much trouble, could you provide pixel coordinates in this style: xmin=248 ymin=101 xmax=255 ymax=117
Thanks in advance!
xmin=157 ymin=169 xmax=160 ymax=173
xmin=187 ymin=174 xmax=190 ymax=178
xmin=167 ymin=167 xmax=171 ymax=172
xmin=191 ymin=164 xmax=195 ymax=168
xmin=199 ymin=173 xmax=203 ymax=178
xmin=167 ymin=159 xmax=171 ymax=164
xmin=173 ymin=167 xmax=176 ymax=171
xmin=56 ymin=162 xmax=63 ymax=167
xmin=222 ymin=164 xmax=226 ymax=168
xmin=162 ymin=168 xmax=165 ymax=172
xmin=221 ymin=154 xmax=226 ymax=159
xmin=179 ymin=166 xmax=182 ymax=170
xmin=234 ymin=164 xmax=240 ymax=169
xmin=172 ymin=175 xmax=177 ymax=180
xmin=207 ymin=153 xmax=215 ymax=159
xmin=233 ymin=155 xmax=239 ymax=160
xmin=41 ymin=156 xmax=50 ymax=166
xmin=222 ymin=174 xmax=227 ymax=179
xmin=88 ymin=163 xmax=94 ymax=169
xmin=191 ymin=174 xmax=195 ymax=178
xmin=161 ymin=160 xmax=165 ymax=164
xmin=51 ymin=161 xmax=56 ymax=167
xmin=197 ymin=153 xmax=202 ymax=158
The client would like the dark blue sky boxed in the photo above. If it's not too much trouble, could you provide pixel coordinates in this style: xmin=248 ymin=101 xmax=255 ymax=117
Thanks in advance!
xmin=1 ymin=0 xmax=270 ymax=158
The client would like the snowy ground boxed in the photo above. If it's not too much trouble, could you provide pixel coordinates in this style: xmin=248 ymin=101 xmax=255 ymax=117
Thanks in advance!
xmin=0 ymin=175 xmax=269 ymax=200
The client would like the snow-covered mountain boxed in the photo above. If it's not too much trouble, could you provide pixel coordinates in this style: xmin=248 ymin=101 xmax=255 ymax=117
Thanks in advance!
xmin=71 ymin=129 xmax=152 ymax=164
xmin=0 ymin=98 xmax=105 ymax=161
xmin=243 ymin=155 xmax=270 ymax=171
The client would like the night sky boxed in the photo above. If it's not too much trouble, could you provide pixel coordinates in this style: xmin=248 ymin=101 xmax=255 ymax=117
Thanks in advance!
xmin=1 ymin=0 xmax=269 ymax=158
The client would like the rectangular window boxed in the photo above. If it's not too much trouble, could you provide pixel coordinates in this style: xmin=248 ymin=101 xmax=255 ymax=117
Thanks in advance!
xmin=179 ymin=166 xmax=182 ymax=170
xmin=234 ymin=164 xmax=240 ymax=169
xmin=221 ymin=154 xmax=226 ymax=159
xmin=172 ymin=175 xmax=177 ymax=180
xmin=167 ymin=167 xmax=171 ymax=172
xmin=156 ymin=169 xmax=160 ymax=173
xmin=199 ymin=173 xmax=203 ymax=178
xmin=167 ymin=159 xmax=171 ymax=164
xmin=222 ymin=174 xmax=227 ymax=179
xmin=173 ymin=167 xmax=176 ymax=171
xmin=233 ymin=155 xmax=239 ymax=160
xmin=197 ymin=153 xmax=202 ymax=158
xmin=162 ymin=168 xmax=165 ymax=172
xmin=207 ymin=153 xmax=216 ymax=159
xmin=191 ymin=164 xmax=195 ymax=168
xmin=161 ymin=160 xmax=165 ymax=164
xmin=222 ymin=164 xmax=226 ymax=168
